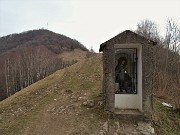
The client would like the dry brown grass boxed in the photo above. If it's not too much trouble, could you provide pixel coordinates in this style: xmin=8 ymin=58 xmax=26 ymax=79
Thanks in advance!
xmin=57 ymin=49 xmax=88 ymax=62
xmin=153 ymin=71 xmax=180 ymax=109
xmin=153 ymin=46 xmax=180 ymax=109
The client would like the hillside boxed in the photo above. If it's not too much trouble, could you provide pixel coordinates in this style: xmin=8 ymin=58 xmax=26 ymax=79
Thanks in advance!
xmin=0 ymin=29 xmax=88 ymax=54
xmin=0 ymin=54 xmax=179 ymax=135
xmin=0 ymin=29 xmax=88 ymax=101
xmin=0 ymin=54 xmax=104 ymax=135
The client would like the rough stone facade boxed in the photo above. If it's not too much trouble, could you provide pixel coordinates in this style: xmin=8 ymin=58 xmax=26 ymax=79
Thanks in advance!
xmin=99 ymin=30 xmax=156 ymax=120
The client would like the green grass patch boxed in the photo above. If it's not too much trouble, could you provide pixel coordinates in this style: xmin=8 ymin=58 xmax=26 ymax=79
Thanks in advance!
xmin=153 ymin=97 xmax=180 ymax=135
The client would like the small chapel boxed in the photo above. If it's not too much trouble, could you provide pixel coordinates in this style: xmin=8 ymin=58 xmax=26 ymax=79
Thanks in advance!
xmin=99 ymin=30 xmax=157 ymax=120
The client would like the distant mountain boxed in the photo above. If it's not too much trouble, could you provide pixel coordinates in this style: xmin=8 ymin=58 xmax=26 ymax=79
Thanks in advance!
xmin=0 ymin=29 xmax=88 ymax=101
xmin=0 ymin=29 xmax=88 ymax=54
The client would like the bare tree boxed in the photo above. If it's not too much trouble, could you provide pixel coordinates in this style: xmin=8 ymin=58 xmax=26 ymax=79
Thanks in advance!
xmin=135 ymin=19 xmax=180 ymax=109
xmin=4 ymin=58 xmax=10 ymax=97
xmin=165 ymin=18 xmax=180 ymax=52
xmin=135 ymin=19 xmax=162 ymax=44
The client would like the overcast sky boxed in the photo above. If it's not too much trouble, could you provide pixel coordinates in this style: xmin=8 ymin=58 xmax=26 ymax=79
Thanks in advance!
xmin=0 ymin=0 xmax=180 ymax=52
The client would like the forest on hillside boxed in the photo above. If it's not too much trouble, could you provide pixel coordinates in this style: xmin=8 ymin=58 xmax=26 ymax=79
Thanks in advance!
xmin=0 ymin=29 xmax=88 ymax=54
xmin=0 ymin=29 xmax=88 ymax=101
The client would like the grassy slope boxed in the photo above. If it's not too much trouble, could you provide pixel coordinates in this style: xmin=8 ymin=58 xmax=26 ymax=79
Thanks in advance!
xmin=58 ymin=49 xmax=89 ymax=62
xmin=0 ymin=53 xmax=179 ymax=135
xmin=0 ymin=54 xmax=105 ymax=135
xmin=0 ymin=67 xmax=66 ymax=135
xmin=153 ymin=98 xmax=180 ymax=135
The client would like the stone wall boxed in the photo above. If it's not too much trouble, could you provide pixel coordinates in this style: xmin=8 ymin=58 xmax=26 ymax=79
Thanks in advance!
xmin=142 ymin=43 xmax=155 ymax=120
xmin=102 ymin=43 xmax=115 ymax=112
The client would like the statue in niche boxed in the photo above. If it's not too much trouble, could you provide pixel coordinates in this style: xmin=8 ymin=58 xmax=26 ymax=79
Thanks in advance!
xmin=115 ymin=57 xmax=132 ymax=93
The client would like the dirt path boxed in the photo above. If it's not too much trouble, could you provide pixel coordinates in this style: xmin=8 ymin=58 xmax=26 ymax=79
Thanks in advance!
xmin=21 ymin=92 xmax=155 ymax=135
xmin=20 ymin=87 xmax=155 ymax=135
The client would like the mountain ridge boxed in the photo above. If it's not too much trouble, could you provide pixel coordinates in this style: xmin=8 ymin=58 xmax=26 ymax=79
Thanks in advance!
xmin=0 ymin=29 xmax=88 ymax=54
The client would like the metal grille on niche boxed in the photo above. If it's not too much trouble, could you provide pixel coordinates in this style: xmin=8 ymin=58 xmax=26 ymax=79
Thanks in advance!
xmin=115 ymin=48 xmax=137 ymax=94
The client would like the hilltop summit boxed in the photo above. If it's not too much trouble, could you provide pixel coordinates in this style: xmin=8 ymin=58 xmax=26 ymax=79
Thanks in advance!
xmin=0 ymin=29 xmax=88 ymax=54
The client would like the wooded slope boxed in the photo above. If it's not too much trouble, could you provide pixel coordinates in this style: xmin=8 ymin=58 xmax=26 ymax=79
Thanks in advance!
xmin=0 ymin=29 xmax=88 ymax=101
